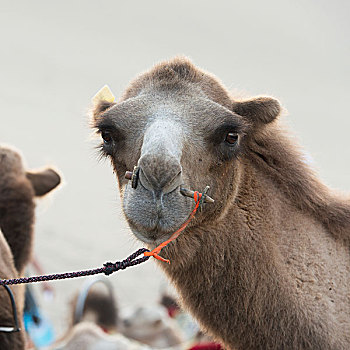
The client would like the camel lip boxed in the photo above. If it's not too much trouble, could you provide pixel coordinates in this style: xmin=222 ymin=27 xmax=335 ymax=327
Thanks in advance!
xmin=123 ymin=182 xmax=195 ymax=245
xmin=131 ymin=226 xmax=174 ymax=245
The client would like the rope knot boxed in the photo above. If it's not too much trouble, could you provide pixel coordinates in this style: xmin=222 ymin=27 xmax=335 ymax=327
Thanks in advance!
xmin=103 ymin=262 xmax=117 ymax=276
xmin=103 ymin=248 xmax=150 ymax=276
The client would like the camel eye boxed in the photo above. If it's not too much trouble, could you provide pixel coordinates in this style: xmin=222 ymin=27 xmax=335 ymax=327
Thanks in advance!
xmin=101 ymin=130 xmax=112 ymax=144
xmin=225 ymin=132 xmax=238 ymax=145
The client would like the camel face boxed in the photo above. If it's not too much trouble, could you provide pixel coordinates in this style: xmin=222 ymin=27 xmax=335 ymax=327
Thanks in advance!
xmin=92 ymin=58 xmax=280 ymax=244
xmin=0 ymin=145 xmax=61 ymax=198
xmin=94 ymin=86 xmax=248 ymax=244
xmin=0 ymin=146 xmax=24 ymax=177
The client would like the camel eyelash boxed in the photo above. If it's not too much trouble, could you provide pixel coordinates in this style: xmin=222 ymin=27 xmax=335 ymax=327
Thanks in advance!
xmin=205 ymin=123 xmax=245 ymax=161
xmin=208 ymin=123 xmax=245 ymax=145
xmin=97 ymin=124 xmax=125 ymax=143
xmin=96 ymin=122 xmax=116 ymax=134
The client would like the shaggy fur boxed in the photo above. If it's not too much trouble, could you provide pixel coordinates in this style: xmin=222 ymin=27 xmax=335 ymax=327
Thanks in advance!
xmin=0 ymin=230 xmax=25 ymax=349
xmin=0 ymin=146 xmax=61 ymax=349
xmin=92 ymin=57 xmax=350 ymax=349
xmin=0 ymin=147 xmax=60 ymax=274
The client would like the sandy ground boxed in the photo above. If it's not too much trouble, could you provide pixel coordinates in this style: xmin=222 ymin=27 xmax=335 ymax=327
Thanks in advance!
xmin=0 ymin=0 xmax=349 ymax=340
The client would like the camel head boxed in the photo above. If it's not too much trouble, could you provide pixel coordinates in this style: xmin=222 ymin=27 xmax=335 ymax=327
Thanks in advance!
xmin=0 ymin=145 xmax=61 ymax=197
xmin=92 ymin=58 xmax=281 ymax=245
xmin=0 ymin=145 xmax=61 ymax=272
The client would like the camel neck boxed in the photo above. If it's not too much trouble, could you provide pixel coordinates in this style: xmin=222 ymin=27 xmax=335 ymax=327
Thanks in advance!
xmin=159 ymin=160 xmax=345 ymax=349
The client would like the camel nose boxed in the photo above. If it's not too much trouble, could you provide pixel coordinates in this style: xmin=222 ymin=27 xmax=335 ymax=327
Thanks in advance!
xmin=138 ymin=153 xmax=182 ymax=194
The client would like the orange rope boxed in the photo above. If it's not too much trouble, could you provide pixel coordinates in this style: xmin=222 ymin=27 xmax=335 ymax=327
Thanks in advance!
xmin=144 ymin=191 xmax=203 ymax=264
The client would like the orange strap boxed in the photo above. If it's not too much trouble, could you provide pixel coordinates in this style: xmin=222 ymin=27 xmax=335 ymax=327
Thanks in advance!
xmin=144 ymin=191 xmax=203 ymax=264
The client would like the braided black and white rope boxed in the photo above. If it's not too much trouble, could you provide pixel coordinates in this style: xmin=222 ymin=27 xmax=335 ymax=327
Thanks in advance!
xmin=0 ymin=248 xmax=150 ymax=286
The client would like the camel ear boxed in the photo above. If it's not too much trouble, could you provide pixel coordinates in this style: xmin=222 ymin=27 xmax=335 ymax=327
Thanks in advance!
xmin=91 ymin=85 xmax=116 ymax=120
xmin=232 ymin=97 xmax=281 ymax=125
xmin=92 ymin=100 xmax=116 ymax=120
xmin=26 ymin=168 xmax=61 ymax=197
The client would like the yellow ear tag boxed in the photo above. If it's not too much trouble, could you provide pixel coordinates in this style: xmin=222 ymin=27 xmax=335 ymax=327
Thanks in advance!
xmin=92 ymin=85 xmax=116 ymax=105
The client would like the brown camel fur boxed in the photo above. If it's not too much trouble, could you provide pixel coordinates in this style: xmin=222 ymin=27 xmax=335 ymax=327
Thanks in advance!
xmin=0 ymin=145 xmax=61 ymax=349
xmin=92 ymin=57 xmax=350 ymax=349
xmin=0 ymin=229 xmax=26 ymax=349
xmin=0 ymin=146 xmax=61 ymax=274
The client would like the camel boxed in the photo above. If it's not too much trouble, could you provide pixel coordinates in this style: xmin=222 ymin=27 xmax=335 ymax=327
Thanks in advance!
xmin=0 ymin=145 xmax=61 ymax=349
xmin=0 ymin=228 xmax=25 ymax=349
xmin=121 ymin=304 xmax=184 ymax=348
xmin=52 ymin=322 xmax=153 ymax=350
xmin=70 ymin=278 xmax=184 ymax=348
xmin=53 ymin=279 xmax=155 ymax=350
xmin=71 ymin=277 xmax=119 ymax=332
xmin=91 ymin=57 xmax=350 ymax=349
xmin=61 ymin=277 xmax=184 ymax=349
xmin=0 ymin=146 xmax=61 ymax=275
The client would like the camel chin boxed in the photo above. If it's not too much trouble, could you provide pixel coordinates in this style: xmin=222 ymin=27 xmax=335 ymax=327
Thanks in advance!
xmin=130 ymin=226 xmax=174 ymax=245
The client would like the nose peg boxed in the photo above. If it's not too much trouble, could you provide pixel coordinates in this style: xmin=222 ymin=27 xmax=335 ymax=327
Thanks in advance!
xmin=124 ymin=166 xmax=140 ymax=189
xmin=180 ymin=186 xmax=214 ymax=204
xmin=125 ymin=166 xmax=214 ymax=208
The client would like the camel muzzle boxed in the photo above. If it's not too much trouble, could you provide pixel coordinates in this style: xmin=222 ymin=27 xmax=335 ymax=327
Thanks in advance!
xmin=124 ymin=168 xmax=214 ymax=204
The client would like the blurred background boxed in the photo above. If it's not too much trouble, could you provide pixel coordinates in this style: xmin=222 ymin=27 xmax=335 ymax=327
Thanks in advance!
xmin=0 ymin=0 xmax=349 ymax=338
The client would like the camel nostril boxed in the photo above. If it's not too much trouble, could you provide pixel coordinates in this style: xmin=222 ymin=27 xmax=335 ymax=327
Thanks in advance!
xmin=138 ymin=167 xmax=154 ymax=192
xmin=133 ymin=153 xmax=183 ymax=194
xmin=162 ymin=171 xmax=183 ymax=194
xmin=137 ymin=167 xmax=183 ymax=195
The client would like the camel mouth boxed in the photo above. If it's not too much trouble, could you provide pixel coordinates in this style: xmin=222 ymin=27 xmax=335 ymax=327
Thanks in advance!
xmin=126 ymin=212 xmax=181 ymax=244
xmin=122 ymin=182 xmax=214 ymax=245
xmin=131 ymin=227 xmax=174 ymax=245
xmin=122 ymin=182 xmax=194 ymax=244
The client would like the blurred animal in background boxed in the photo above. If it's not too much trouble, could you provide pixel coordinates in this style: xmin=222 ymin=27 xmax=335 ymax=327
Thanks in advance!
xmin=0 ymin=145 xmax=61 ymax=350
xmin=160 ymin=294 xmax=222 ymax=349
xmin=52 ymin=322 xmax=152 ymax=350
xmin=52 ymin=277 xmax=152 ymax=350
xmin=121 ymin=304 xmax=184 ymax=348
xmin=0 ymin=145 xmax=61 ymax=275
xmin=71 ymin=277 xmax=119 ymax=333
xmin=55 ymin=277 xmax=220 ymax=349
xmin=92 ymin=57 xmax=350 ymax=349
xmin=0 ymin=229 xmax=25 ymax=349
